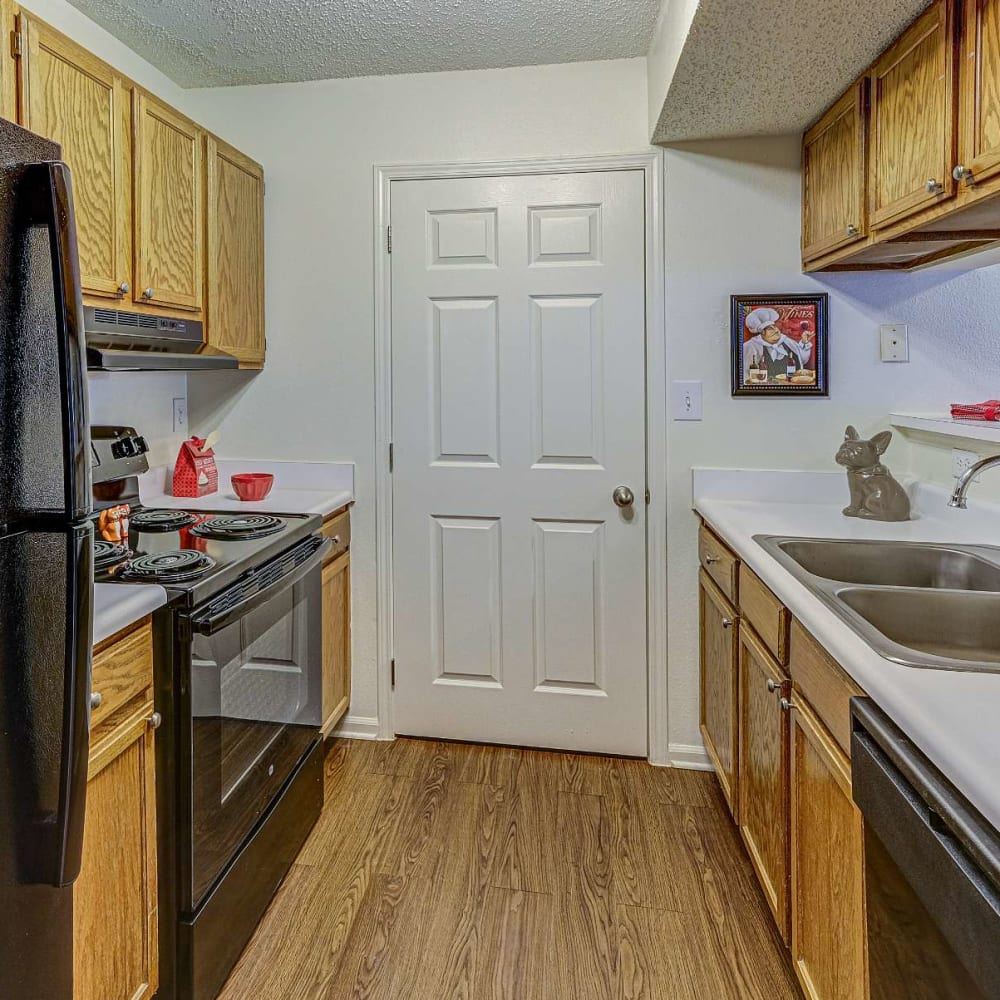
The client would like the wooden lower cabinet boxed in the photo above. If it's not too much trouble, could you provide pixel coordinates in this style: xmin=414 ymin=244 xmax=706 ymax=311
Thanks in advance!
xmin=699 ymin=569 xmax=740 ymax=816
xmin=738 ymin=625 xmax=791 ymax=941
xmin=321 ymin=549 xmax=351 ymax=735
xmin=790 ymin=698 xmax=868 ymax=1000
xmin=75 ymin=622 xmax=158 ymax=1000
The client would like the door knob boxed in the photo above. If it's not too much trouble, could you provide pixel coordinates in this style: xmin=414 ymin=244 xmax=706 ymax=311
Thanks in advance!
xmin=613 ymin=486 xmax=635 ymax=508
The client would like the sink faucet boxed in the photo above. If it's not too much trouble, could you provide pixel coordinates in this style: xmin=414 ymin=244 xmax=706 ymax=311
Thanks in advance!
xmin=949 ymin=454 xmax=1000 ymax=508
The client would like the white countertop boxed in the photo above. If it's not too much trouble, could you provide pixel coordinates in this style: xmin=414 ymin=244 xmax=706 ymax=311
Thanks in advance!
xmin=693 ymin=468 xmax=1000 ymax=832
xmin=139 ymin=458 xmax=355 ymax=519
xmin=93 ymin=583 xmax=167 ymax=646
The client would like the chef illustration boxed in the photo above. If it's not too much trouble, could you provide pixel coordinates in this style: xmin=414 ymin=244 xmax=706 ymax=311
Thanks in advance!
xmin=742 ymin=307 xmax=806 ymax=383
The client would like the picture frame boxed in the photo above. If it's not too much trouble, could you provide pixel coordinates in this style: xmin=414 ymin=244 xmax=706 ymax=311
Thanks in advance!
xmin=731 ymin=293 xmax=829 ymax=397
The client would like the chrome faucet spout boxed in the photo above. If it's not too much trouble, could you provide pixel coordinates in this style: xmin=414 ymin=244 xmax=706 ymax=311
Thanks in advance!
xmin=949 ymin=454 xmax=1000 ymax=509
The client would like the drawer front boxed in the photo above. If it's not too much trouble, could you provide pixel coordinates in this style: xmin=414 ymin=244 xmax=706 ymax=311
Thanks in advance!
xmin=321 ymin=509 xmax=350 ymax=561
xmin=739 ymin=565 xmax=790 ymax=665
xmin=699 ymin=523 xmax=739 ymax=603
xmin=91 ymin=623 xmax=154 ymax=732
xmin=789 ymin=619 xmax=866 ymax=758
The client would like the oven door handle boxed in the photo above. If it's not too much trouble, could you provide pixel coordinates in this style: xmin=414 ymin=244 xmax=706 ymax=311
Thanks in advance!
xmin=187 ymin=537 xmax=330 ymax=636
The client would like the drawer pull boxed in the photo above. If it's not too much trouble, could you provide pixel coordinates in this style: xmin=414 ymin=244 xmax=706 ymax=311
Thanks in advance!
xmin=147 ymin=711 xmax=162 ymax=730
xmin=90 ymin=691 xmax=102 ymax=710
xmin=766 ymin=678 xmax=778 ymax=693
xmin=780 ymin=697 xmax=793 ymax=713
xmin=721 ymin=617 xmax=735 ymax=629
xmin=705 ymin=554 xmax=720 ymax=565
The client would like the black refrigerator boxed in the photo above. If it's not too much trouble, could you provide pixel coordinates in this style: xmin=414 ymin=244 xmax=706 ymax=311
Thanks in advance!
xmin=0 ymin=116 xmax=93 ymax=998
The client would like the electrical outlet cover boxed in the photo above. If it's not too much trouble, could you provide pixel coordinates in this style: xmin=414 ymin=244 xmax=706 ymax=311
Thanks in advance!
xmin=953 ymin=448 xmax=980 ymax=479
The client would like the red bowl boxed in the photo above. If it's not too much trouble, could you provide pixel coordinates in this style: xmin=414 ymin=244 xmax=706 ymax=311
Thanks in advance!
xmin=231 ymin=473 xmax=274 ymax=501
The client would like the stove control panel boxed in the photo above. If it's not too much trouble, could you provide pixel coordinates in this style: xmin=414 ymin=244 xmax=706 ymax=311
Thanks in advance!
xmin=91 ymin=425 xmax=151 ymax=487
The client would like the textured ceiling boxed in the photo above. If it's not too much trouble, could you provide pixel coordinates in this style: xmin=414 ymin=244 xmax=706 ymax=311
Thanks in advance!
xmin=63 ymin=0 xmax=661 ymax=88
xmin=652 ymin=0 xmax=933 ymax=142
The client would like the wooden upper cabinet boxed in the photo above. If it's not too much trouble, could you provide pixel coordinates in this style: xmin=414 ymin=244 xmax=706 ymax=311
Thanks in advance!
xmin=699 ymin=570 xmax=740 ymax=818
xmin=0 ymin=0 xmax=15 ymax=121
xmin=134 ymin=92 xmax=203 ymax=312
xmin=16 ymin=14 xmax=132 ymax=299
xmin=957 ymin=0 xmax=1000 ymax=190
xmin=802 ymin=80 xmax=868 ymax=261
xmin=206 ymin=135 xmax=265 ymax=366
xmin=869 ymin=0 xmax=957 ymax=230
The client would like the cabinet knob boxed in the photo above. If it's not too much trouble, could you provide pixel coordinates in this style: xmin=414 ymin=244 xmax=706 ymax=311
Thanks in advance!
xmin=846 ymin=224 xmax=858 ymax=237
xmin=779 ymin=697 xmax=793 ymax=713
xmin=926 ymin=178 xmax=944 ymax=194
xmin=142 ymin=287 xmax=155 ymax=300
xmin=953 ymin=164 xmax=974 ymax=184
xmin=118 ymin=280 xmax=130 ymax=295
xmin=721 ymin=617 xmax=734 ymax=629
xmin=704 ymin=554 xmax=720 ymax=565
xmin=147 ymin=711 xmax=162 ymax=730
xmin=90 ymin=691 xmax=102 ymax=710
xmin=766 ymin=678 xmax=778 ymax=693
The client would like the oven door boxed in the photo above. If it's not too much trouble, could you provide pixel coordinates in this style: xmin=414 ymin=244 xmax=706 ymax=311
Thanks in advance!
xmin=180 ymin=536 xmax=327 ymax=910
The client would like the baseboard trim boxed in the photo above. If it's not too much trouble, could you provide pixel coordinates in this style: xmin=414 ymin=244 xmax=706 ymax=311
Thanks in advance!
xmin=331 ymin=715 xmax=380 ymax=740
xmin=667 ymin=742 xmax=714 ymax=771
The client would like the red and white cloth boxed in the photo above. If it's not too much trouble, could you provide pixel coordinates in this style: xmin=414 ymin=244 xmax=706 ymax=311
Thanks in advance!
xmin=950 ymin=400 xmax=1000 ymax=421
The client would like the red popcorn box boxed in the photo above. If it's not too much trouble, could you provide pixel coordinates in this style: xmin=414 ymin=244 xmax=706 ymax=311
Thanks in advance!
xmin=172 ymin=437 xmax=218 ymax=497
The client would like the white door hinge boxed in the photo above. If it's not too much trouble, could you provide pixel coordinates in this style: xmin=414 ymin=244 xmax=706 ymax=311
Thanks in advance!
xmin=390 ymin=659 xmax=396 ymax=688
xmin=388 ymin=442 xmax=394 ymax=472
xmin=386 ymin=225 xmax=392 ymax=254
xmin=645 ymin=488 xmax=651 ymax=505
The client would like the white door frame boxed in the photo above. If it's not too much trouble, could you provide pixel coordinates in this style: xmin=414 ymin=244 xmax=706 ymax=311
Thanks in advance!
xmin=373 ymin=151 xmax=669 ymax=763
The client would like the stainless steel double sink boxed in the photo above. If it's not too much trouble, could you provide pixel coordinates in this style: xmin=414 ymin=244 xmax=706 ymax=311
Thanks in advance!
xmin=754 ymin=536 xmax=1000 ymax=673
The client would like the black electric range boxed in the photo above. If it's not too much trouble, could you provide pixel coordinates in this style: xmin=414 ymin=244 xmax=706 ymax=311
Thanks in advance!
xmin=94 ymin=505 xmax=323 ymax=608
xmin=91 ymin=426 xmax=326 ymax=1000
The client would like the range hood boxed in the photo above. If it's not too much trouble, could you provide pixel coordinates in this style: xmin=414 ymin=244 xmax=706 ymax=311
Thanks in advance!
xmin=85 ymin=306 xmax=239 ymax=371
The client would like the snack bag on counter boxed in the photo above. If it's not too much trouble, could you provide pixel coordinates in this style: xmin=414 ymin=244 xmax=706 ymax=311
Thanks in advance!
xmin=172 ymin=436 xmax=218 ymax=498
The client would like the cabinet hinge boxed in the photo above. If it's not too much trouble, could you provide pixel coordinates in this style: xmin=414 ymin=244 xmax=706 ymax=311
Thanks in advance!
xmin=386 ymin=225 xmax=392 ymax=254
xmin=11 ymin=28 xmax=23 ymax=58
xmin=390 ymin=659 xmax=396 ymax=689
xmin=388 ymin=442 xmax=394 ymax=472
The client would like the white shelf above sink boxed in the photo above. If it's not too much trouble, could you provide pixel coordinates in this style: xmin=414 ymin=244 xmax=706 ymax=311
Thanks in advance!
xmin=890 ymin=413 xmax=1000 ymax=444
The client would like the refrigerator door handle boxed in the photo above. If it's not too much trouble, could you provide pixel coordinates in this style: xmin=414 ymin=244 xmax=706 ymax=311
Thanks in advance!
xmin=23 ymin=161 xmax=91 ymax=520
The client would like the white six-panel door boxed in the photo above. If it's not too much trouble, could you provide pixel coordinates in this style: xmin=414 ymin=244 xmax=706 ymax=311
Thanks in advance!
xmin=390 ymin=170 xmax=647 ymax=755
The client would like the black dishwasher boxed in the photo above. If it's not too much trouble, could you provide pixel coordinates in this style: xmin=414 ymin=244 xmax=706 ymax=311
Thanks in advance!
xmin=851 ymin=698 xmax=1000 ymax=1000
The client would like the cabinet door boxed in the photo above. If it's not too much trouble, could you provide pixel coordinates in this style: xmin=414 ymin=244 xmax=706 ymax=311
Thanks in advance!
xmin=321 ymin=551 xmax=351 ymax=734
xmin=958 ymin=0 xmax=1000 ymax=188
xmin=205 ymin=135 xmax=265 ymax=366
xmin=74 ymin=704 xmax=158 ymax=1000
xmin=17 ymin=13 xmax=131 ymax=299
xmin=790 ymin=699 xmax=868 ymax=1000
xmin=869 ymin=0 xmax=957 ymax=230
xmin=0 ymin=0 xmax=15 ymax=121
xmin=802 ymin=80 xmax=868 ymax=261
xmin=699 ymin=570 xmax=739 ymax=817
xmin=739 ymin=626 xmax=791 ymax=941
xmin=134 ymin=91 xmax=203 ymax=311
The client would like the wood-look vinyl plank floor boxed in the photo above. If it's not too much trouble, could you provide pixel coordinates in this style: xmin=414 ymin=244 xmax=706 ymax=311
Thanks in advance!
xmin=218 ymin=738 xmax=803 ymax=1000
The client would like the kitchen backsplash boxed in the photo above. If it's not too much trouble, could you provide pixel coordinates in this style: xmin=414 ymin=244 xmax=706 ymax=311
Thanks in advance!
xmin=87 ymin=372 xmax=187 ymax=469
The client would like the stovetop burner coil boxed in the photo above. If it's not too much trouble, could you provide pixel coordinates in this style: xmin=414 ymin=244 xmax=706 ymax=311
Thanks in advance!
xmin=131 ymin=509 xmax=199 ymax=532
xmin=189 ymin=514 xmax=284 ymax=541
xmin=120 ymin=550 xmax=217 ymax=583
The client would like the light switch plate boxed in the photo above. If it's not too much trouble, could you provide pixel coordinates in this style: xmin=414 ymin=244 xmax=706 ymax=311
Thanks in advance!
xmin=880 ymin=324 xmax=909 ymax=362
xmin=953 ymin=448 xmax=980 ymax=479
xmin=173 ymin=397 xmax=187 ymax=433
xmin=672 ymin=380 xmax=703 ymax=421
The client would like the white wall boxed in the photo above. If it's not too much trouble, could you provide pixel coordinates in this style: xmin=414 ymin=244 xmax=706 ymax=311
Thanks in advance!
xmin=646 ymin=0 xmax=698 ymax=139
xmin=87 ymin=372 xmax=186 ymax=469
xmin=185 ymin=58 xmax=652 ymax=728
xmin=662 ymin=135 xmax=1000 ymax=755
